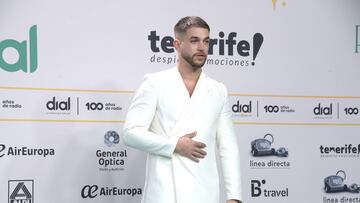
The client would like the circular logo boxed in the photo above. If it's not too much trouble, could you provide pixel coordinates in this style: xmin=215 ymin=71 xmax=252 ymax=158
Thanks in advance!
xmin=104 ymin=131 xmax=120 ymax=147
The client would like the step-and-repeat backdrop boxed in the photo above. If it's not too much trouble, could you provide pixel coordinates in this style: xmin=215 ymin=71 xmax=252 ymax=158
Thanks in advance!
xmin=1 ymin=0 xmax=360 ymax=202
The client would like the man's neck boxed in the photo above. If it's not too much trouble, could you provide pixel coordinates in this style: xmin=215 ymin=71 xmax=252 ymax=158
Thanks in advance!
xmin=177 ymin=63 xmax=202 ymax=97
xmin=177 ymin=62 xmax=202 ymax=82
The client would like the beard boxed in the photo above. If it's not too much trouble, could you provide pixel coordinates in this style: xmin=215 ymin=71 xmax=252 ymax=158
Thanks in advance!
xmin=181 ymin=52 xmax=207 ymax=69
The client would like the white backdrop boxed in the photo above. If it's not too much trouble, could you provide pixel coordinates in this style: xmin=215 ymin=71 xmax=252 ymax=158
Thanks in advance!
xmin=1 ymin=0 xmax=360 ymax=202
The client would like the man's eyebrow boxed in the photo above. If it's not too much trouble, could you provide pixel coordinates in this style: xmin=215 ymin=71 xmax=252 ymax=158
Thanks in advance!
xmin=189 ymin=36 xmax=210 ymax=40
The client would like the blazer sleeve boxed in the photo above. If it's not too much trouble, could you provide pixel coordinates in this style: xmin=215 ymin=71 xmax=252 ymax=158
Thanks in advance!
xmin=123 ymin=75 xmax=178 ymax=158
xmin=216 ymin=84 xmax=243 ymax=202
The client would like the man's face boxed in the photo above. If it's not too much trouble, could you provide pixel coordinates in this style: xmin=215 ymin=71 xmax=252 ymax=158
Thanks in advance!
xmin=176 ymin=27 xmax=210 ymax=69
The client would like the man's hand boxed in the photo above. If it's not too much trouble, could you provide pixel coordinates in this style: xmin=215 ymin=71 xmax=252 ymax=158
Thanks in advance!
xmin=226 ymin=200 xmax=241 ymax=203
xmin=175 ymin=131 xmax=207 ymax=162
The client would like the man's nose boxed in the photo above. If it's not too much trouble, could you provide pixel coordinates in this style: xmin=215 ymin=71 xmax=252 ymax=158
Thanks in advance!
xmin=197 ymin=42 xmax=206 ymax=50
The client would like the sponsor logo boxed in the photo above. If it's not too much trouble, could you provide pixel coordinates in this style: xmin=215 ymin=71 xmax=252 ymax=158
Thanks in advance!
xmin=2 ymin=99 xmax=22 ymax=109
xmin=104 ymin=130 xmax=120 ymax=147
xmin=249 ymin=134 xmax=290 ymax=169
xmin=279 ymin=105 xmax=295 ymax=113
xmin=251 ymin=179 xmax=289 ymax=197
xmin=344 ymin=106 xmax=359 ymax=115
xmin=320 ymin=144 xmax=360 ymax=158
xmin=323 ymin=170 xmax=360 ymax=202
xmin=249 ymin=160 xmax=290 ymax=169
xmin=232 ymin=100 xmax=253 ymax=116
xmin=45 ymin=97 xmax=122 ymax=116
xmin=8 ymin=180 xmax=34 ymax=203
xmin=263 ymin=104 xmax=295 ymax=114
xmin=355 ymin=25 xmax=360 ymax=54
xmin=0 ymin=144 xmax=55 ymax=158
xmin=46 ymin=97 xmax=70 ymax=111
xmin=148 ymin=30 xmax=264 ymax=67
xmin=45 ymin=96 xmax=77 ymax=115
xmin=0 ymin=25 xmax=37 ymax=73
xmin=313 ymin=103 xmax=336 ymax=119
xmin=250 ymin=133 xmax=289 ymax=157
xmin=81 ymin=185 xmax=142 ymax=198
xmin=85 ymin=102 xmax=122 ymax=111
xmin=323 ymin=196 xmax=360 ymax=203
xmin=271 ymin=0 xmax=287 ymax=11
xmin=314 ymin=103 xmax=333 ymax=116
xmin=96 ymin=131 xmax=127 ymax=172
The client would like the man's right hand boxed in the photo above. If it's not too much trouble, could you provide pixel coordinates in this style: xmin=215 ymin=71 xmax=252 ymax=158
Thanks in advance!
xmin=175 ymin=131 xmax=207 ymax=162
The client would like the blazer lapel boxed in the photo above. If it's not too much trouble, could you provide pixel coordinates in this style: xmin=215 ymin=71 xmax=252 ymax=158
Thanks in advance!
xmin=169 ymin=69 xmax=210 ymax=138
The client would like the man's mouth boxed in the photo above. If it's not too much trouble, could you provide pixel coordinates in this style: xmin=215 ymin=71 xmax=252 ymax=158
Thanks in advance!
xmin=194 ymin=54 xmax=206 ymax=58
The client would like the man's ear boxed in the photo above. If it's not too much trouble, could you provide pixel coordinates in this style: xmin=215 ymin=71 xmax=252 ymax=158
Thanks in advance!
xmin=173 ymin=38 xmax=181 ymax=51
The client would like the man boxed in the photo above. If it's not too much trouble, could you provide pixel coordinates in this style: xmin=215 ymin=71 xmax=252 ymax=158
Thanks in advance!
xmin=123 ymin=16 xmax=242 ymax=203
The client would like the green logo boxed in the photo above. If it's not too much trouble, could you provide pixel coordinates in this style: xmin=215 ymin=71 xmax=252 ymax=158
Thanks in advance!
xmin=0 ymin=25 xmax=38 ymax=73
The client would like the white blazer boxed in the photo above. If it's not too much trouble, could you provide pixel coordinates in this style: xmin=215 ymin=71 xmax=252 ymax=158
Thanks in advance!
xmin=123 ymin=67 xmax=242 ymax=203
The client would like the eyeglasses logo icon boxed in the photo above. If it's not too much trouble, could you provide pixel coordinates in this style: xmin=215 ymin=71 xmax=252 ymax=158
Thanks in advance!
xmin=104 ymin=131 xmax=120 ymax=147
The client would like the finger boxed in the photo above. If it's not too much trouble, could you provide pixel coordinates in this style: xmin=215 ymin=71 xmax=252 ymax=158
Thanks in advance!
xmin=185 ymin=131 xmax=197 ymax=138
xmin=192 ymin=151 xmax=206 ymax=159
xmin=194 ymin=148 xmax=207 ymax=156
xmin=189 ymin=155 xmax=199 ymax=163
xmin=195 ymin=141 xmax=206 ymax=148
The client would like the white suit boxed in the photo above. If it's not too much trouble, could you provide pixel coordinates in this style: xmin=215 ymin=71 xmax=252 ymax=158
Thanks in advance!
xmin=123 ymin=67 xmax=242 ymax=203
